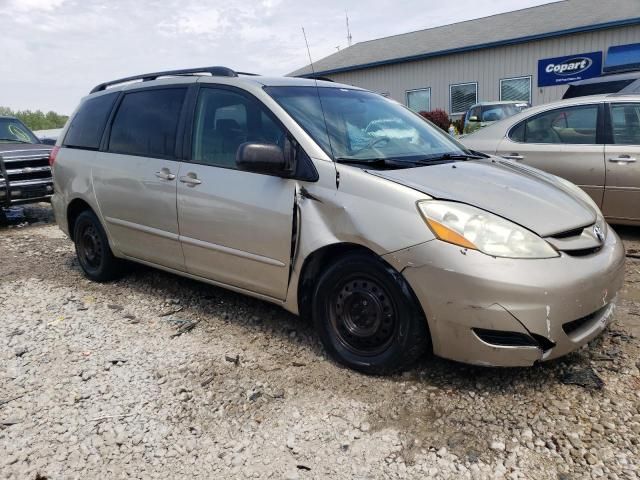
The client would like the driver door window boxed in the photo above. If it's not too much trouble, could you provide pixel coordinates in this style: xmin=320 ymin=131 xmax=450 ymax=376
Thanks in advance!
xmin=191 ymin=88 xmax=285 ymax=168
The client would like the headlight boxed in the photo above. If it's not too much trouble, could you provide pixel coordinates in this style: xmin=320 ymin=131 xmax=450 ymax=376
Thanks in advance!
xmin=417 ymin=200 xmax=559 ymax=259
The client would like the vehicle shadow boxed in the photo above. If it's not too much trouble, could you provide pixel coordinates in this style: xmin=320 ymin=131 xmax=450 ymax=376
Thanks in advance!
xmin=97 ymin=259 xmax=609 ymax=396
xmin=612 ymin=224 xmax=640 ymax=244
xmin=0 ymin=203 xmax=54 ymax=229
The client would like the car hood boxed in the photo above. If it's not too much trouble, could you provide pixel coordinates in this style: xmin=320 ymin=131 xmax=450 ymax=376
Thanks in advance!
xmin=0 ymin=142 xmax=51 ymax=154
xmin=370 ymin=158 xmax=596 ymax=237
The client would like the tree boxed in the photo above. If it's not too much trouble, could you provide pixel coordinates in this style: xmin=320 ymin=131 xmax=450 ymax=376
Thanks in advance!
xmin=418 ymin=109 xmax=450 ymax=132
xmin=0 ymin=106 xmax=68 ymax=130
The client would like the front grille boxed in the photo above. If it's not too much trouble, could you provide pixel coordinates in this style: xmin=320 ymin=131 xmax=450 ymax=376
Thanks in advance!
xmin=2 ymin=157 xmax=49 ymax=170
xmin=2 ymin=169 xmax=51 ymax=183
xmin=545 ymin=222 xmax=604 ymax=257
xmin=0 ymin=148 xmax=52 ymax=204
xmin=562 ymin=305 xmax=608 ymax=335
xmin=550 ymin=226 xmax=585 ymax=239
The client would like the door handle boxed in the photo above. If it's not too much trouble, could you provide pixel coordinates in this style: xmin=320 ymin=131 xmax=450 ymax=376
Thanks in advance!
xmin=155 ymin=168 xmax=176 ymax=181
xmin=179 ymin=173 xmax=202 ymax=186
xmin=608 ymin=155 xmax=636 ymax=163
xmin=502 ymin=153 xmax=524 ymax=161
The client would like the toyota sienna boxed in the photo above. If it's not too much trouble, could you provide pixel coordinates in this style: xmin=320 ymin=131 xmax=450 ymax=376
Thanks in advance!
xmin=51 ymin=67 xmax=625 ymax=373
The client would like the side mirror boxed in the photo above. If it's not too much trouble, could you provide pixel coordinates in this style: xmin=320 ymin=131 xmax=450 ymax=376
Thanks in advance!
xmin=469 ymin=115 xmax=479 ymax=122
xmin=236 ymin=142 xmax=291 ymax=176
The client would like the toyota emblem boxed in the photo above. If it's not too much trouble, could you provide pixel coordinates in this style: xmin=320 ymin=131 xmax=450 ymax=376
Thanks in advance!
xmin=593 ymin=224 xmax=604 ymax=243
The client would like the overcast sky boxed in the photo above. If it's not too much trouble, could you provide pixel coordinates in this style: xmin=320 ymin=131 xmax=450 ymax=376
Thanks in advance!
xmin=1 ymin=0 xmax=557 ymax=114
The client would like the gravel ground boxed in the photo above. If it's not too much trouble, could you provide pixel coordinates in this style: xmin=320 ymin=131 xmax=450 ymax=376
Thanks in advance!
xmin=1 ymin=204 xmax=639 ymax=480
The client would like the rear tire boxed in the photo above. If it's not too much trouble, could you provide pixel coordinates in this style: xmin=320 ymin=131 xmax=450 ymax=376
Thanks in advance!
xmin=73 ymin=210 xmax=125 ymax=282
xmin=312 ymin=253 xmax=429 ymax=374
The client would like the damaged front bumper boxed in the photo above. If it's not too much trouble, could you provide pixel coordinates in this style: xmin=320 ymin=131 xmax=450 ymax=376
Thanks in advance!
xmin=383 ymin=229 xmax=625 ymax=367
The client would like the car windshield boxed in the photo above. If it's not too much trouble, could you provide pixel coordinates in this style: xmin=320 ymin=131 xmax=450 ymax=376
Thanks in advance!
xmin=481 ymin=104 xmax=522 ymax=122
xmin=265 ymin=86 xmax=470 ymax=163
xmin=0 ymin=118 xmax=39 ymax=144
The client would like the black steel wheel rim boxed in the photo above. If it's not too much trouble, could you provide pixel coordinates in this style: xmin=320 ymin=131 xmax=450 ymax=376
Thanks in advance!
xmin=78 ymin=223 xmax=103 ymax=270
xmin=328 ymin=274 xmax=397 ymax=356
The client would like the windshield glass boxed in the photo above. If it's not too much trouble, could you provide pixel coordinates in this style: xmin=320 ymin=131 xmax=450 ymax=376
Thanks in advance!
xmin=265 ymin=86 xmax=469 ymax=162
xmin=0 ymin=118 xmax=39 ymax=144
xmin=481 ymin=105 xmax=521 ymax=122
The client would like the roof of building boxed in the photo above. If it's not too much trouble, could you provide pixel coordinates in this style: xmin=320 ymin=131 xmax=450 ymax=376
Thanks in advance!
xmin=290 ymin=0 xmax=640 ymax=77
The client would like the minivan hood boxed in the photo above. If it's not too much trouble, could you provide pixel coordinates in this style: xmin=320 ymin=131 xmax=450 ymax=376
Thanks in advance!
xmin=370 ymin=159 xmax=596 ymax=237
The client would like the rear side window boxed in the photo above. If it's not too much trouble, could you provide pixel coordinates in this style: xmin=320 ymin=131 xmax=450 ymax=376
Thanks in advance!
xmin=63 ymin=92 xmax=118 ymax=149
xmin=509 ymin=105 xmax=598 ymax=144
xmin=610 ymin=103 xmax=640 ymax=145
xmin=108 ymin=88 xmax=186 ymax=158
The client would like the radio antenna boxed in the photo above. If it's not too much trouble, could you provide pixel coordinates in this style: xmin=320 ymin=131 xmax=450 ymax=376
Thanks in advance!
xmin=302 ymin=27 xmax=316 ymax=77
xmin=301 ymin=27 xmax=339 ymax=182
xmin=346 ymin=11 xmax=352 ymax=47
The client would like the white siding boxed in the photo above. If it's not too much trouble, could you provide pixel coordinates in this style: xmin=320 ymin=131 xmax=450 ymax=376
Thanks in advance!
xmin=327 ymin=25 xmax=640 ymax=116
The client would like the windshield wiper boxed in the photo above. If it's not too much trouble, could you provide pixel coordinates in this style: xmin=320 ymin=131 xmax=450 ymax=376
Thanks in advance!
xmin=335 ymin=152 xmax=486 ymax=168
xmin=415 ymin=152 xmax=486 ymax=164
xmin=335 ymin=157 xmax=419 ymax=168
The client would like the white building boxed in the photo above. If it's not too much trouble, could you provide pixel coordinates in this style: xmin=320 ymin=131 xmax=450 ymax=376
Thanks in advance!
xmin=290 ymin=0 xmax=640 ymax=117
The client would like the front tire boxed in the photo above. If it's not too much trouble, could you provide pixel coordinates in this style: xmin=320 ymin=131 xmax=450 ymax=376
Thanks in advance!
xmin=312 ymin=253 xmax=429 ymax=374
xmin=73 ymin=210 xmax=125 ymax=282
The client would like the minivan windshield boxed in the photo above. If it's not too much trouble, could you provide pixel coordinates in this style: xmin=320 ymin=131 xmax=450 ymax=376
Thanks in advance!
xmin=0 ymin=117 xmax=39 ymax=144
xmin=265 ymin=86 xmax=472 ymax=164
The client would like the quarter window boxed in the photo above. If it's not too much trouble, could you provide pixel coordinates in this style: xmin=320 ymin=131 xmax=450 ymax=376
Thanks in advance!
xmin=191 ymin=88 xmax=285 ymax=168
xmin=63 ymin=92 xmax=118 ymax=150
xmin=406 ymin=88 xmax=431 ymax=113
xmin=450 ymin=83 xmax=478 ymax=115
xmin=108 ymin=88 xmax=186 ymax=158
xmin=610 ymin=103 xmax=640 ymax=145
xmin=510 ymin=105 xmax=598 ymax=144
xmin=500 ymin=77 xmax=532 ymax=103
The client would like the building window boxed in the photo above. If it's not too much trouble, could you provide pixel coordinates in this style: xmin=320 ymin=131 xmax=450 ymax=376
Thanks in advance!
xmin=450 ymin=82 xmax=477 ymax=115
xmin=500 ymin=76 xmax=532 ymax=103
xmin=406 ymin=88 xmax=431 ymax=112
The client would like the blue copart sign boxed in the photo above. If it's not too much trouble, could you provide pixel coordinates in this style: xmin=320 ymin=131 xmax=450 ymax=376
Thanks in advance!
xmin=537 ymin=51 xmax=602 ymax=87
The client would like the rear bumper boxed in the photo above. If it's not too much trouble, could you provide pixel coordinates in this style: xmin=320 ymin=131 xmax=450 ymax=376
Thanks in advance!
xmin=383 ymin=228 xmax=626 ymax=367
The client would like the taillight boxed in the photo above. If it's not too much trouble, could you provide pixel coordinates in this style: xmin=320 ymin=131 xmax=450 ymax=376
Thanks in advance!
xmin=49 ymin=146 xmax=60 ymax=166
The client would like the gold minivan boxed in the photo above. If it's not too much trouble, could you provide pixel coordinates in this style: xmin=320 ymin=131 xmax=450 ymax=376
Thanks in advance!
xmin=51 ymin=67 xmax=625 ymax=373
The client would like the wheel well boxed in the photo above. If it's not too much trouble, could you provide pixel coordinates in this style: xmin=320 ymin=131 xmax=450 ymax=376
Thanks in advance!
xmin=67 ymin=199 xmax=93 ymax=241
xmin=297 ymin=243 xmax=380 ymax=321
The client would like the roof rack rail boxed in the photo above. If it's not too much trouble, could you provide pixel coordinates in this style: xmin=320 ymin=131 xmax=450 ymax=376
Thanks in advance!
xmin=297 ymin=75 xmax=334 ymax=82
xmin=90 ymin=66 xmax=260 ymax=93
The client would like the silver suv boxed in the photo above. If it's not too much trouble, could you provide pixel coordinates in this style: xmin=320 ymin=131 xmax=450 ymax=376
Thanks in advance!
xmin=51 ymin=66 xmax=625 ymax=373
